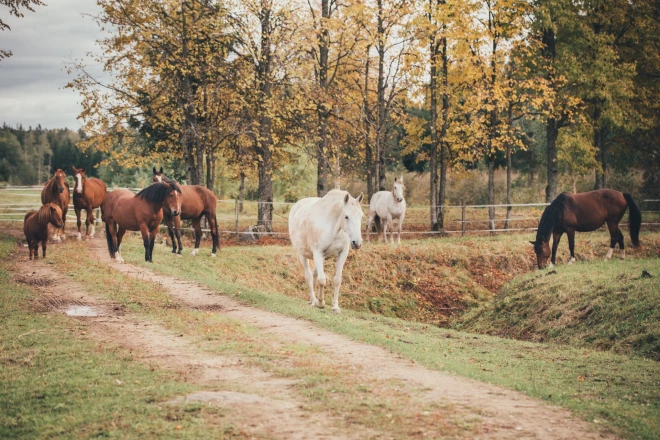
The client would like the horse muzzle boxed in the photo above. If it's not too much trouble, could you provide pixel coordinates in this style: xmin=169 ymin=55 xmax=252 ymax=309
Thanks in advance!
xmin=171 ymin=210 xmax=180 ymax=216
xmin=57 ymin=187 xmax=64 ymax=193
xmin=351 ymin=241 xmax=362 ymax=250
xmin=397 ymin=198 xmax=403 ymax=203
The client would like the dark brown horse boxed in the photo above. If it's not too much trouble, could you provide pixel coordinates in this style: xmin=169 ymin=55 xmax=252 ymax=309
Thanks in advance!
xmin=24 ymin=203 xmax=64 ymax=260
xmin=101 ymin=179 xmax=182 ymax=263
xmin=41 ymin=169 xmax=70 ymax=241
xmin=153 ymin=167 xmax=220 ymax=256
xmin=531 ymin=189 xmax=641 ymax=269
xmin=72 ymin=166 xmax=108 ymax=240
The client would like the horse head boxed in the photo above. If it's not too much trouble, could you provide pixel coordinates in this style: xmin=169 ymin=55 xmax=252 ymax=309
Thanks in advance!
xmin=530 ymin=239 xmax=551 ymax=269
xmin=53 ymin=169 xmax=67 ymax=194
xmin=162 ymin=177 xmax=182 ymax=217
xmin=72 ymin=166 xmax=86 ymax=194
xmin=341 ymin=192 xmax=364 ymax=250
xmin=152 ymin=166 xmax=164 ymax=183
xmin=393 ymin=177 xmax=405 ymax=203
xmin=47 ymin=203 xmax=64 ymax=228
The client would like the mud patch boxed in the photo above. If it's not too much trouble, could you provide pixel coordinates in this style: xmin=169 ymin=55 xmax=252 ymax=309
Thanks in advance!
xmin=14 ymin=274 xmax=53 ymax=287
xmin=65 ymin=305 xmax=101 ymax=317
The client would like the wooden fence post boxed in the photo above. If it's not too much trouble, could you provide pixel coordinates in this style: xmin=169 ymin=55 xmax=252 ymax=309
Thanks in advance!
xmin=235 ymin=199 xmax=239 ymax=239
xmin=461 ymin=198 xmax=466 ymax=237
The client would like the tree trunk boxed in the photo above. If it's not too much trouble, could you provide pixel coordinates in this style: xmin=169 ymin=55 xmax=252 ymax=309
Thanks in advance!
xmin=428 ymin=23 xmax=439 ymax=231
xmin=376 ymin=0 xmax=386 ymax=191
xmin=437 ymin=32 xmax=448 ymax=230
xmin=257 ymin=138 xmax=273 ymax=231
xmin=316 ymin=0 xmax=330 ymax=196
xmin=594 ymin=106 xmax=606 ymax=189
xmin=504 ymin=142 xmax=512 ymax=230
xmin=238 ymin=171 xmax=245 ymax=213
xmin=487 ymin=155 xmax=496 ymax=233
xmin=545 ymin=119 xmax=558 ymax=202
xmin=363 ymin=46 xmax=373 ymax=199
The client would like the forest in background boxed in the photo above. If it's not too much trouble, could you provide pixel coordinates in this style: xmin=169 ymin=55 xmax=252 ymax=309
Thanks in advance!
xmin=2 ymin=0 xmax=659 ymax=232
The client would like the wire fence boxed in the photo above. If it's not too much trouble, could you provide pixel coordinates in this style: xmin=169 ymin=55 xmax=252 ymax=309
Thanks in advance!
xmin=0 ymin=186 xmax=659 ymax=240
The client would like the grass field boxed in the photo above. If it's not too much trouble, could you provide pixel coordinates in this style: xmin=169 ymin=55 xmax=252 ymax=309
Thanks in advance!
xmin=70 ymin=232 xmax=660 ymax=440
xmin=0 ymin=237 xmax=234 ymax=439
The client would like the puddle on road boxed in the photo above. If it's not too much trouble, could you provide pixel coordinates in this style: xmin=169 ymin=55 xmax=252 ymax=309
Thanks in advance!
xmin=65 ymin=306 xmax=100 ymax=317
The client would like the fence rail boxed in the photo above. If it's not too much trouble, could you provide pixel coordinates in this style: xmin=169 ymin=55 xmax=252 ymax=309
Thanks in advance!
xmin=0 ymin=187 xmax=658 ymax=240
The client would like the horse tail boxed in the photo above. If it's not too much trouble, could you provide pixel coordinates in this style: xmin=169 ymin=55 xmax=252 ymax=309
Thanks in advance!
xmin=623 ymin=193 xmax=641 ymax=248
xmin=104 ymin=221 xmax=115 ymax=257
xmin=373 ymin=214 xmax=382 ymax=235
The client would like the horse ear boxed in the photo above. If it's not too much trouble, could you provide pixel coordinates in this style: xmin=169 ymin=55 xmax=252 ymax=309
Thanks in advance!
xmin=344 ymin=193 xmax=350 ymax=205
xmin=153 ymin=167 xmax=157 ymax=174
xmin=81 ymin=168 xmax=86 ymax=174
xmin=356 ymin=192 xmax=364 ymax=203
xmin=529 ymin=241 xmax=535 ymax=245
xmin=394 ymin=177 xmax=398 ymax=182
xmin=72 ymin=166 xmax=78 ymax=173
xmin=159 ymin=166 xmax=164 ymax=173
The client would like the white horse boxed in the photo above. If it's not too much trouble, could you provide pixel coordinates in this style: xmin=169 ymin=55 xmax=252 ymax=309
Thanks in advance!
xmin=366 ymin=176 xmax=406 ymax=244
xmin=289 ymin=189 xmax=364 ymax=313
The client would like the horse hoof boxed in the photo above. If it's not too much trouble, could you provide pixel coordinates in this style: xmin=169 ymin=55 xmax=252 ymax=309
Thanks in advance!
xmin=211 ymin=253 xmax=217 ymax=258
xmin=316 ymin=301 xmax=325 ymax=309
xmin=190 ymin=249 xmax=199 ymax=256
xmin=568 ymin=258 xmax=575 ymax=265
xmin=77 ymin=233 xmax=82 ymax=240
xmin=332 ymin=307 xmax=341 ymax=314
xmin=176 ymin=254 xmax=182 ymax=258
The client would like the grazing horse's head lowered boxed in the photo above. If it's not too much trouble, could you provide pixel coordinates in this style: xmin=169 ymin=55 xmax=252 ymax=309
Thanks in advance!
xmin=152 ymin=166 xmax=164 ymax=183
xmin=393 ymin=176 xmax=405 ymax=203
xmin=53 ymin=169 xmax=67 ymax=194
xmin=530 ymin=239 xmax=551 ymax=269
xmin=341 ymin=192 xmax=365 ymax=250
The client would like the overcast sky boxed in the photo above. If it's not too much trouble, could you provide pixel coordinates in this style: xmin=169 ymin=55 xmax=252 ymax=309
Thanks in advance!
xmin=0 ymin=0 xmax=103 ymax=129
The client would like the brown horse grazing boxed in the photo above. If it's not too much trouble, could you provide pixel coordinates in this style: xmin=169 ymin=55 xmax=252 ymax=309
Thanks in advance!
xmin=531 ymin=189 xmax=641 ymax=269
xmin=152 ymin=167 xmax=220 ymax=256
xmin=24 ymin=203 xmax=64 ymax=260
xmin=101 ymin=178 xmax=182 ymax=263
xmin=41 ymin=169 xmax=70 ymax=241
xmin=72 ymin=166 xmax=108 ymax=240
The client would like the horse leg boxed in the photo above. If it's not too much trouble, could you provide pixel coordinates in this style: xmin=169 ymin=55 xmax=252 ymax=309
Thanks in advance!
xmin=550 ymin=231 xmax=562 ymax=267
xmin=33 ymin=241 xmax=39 ymax=260
xmin=331 ymin=246 xmax=350 ymax=313
xmin=88 ymin=208 xmax=96 ymax=238
xmin=27 ymin=240 xmax=33 ymax=260
xmin=139 ymin=224 xmax=151 ymax=262
xmin=617 ymin=227 xmax=625 ymax=260
xmin=312 ymin=252 xmax=327 ymax=308
xmin=567 ymin=230 xmax=576 ymax=264
xmin=397 ymin=213 xmax=405 ymax=245
xmin=298 ymin=254 xmax=318 ymax=307
xmin=190 ymin=218 xmax=202 ymax=256
xmin=387 ymin=214 xmax=394 ymax=245
xmin=605 ymin=222 xmax=617 ymax=260
xmin=75 ymin=207 xmax=82 ymax=240
xmin=41 ymin=240 xmax=47 ymax=259
xmin=208 ymin=213 xmax=219 ymax=256
xmin=115 ymin=227 xmax=126 ymax=263
xmin=148 ymin=228 xmax=158 ymax=262
xmin=165 ymin=217 xmax=176 ymax=254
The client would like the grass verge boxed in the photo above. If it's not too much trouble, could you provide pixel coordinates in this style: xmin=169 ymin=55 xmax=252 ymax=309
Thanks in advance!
xmin=0 ymin=235 xmax=231 ymax=439
xmin=113 ymin=234 xmax=660 ymax=440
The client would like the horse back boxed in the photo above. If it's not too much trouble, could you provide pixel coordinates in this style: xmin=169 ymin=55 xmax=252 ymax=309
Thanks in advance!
xmin=174 ymin=185 xmax=215 ymax=220
xmin=101 ymin=189 xmax=133 ymax=220
xmin=563 ymin=190 xmax=627 ymax=231
xmin=87 ymin=178 xmax=108 ymax=208
xmin=24 ymin=210 xmax=47 ymax=241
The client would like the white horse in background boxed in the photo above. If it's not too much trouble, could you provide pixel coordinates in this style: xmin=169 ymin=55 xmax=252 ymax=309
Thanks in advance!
xmin=366 ymin=176 xmax=407 ymax=244
xmin=289 ymin=189 xmax=364 ymax=313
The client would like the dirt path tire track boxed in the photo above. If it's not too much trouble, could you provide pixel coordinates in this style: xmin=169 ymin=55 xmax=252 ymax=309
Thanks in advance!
xmin=89 ymin=240 xmax=614 ymax=440
xmin=14 ymin=258 xmax=377 ymax=440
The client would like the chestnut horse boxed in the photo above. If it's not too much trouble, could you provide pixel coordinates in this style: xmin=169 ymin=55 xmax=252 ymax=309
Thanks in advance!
xmin=152 ymin=167 xmax=220 ymax=256
xmin=101 ymin=179 xmax=182 ymax=263
xmin=72 ymin=166 xmax=107 ymax=240
xmin=41 ymin=169 xmax=70 ymax=241
xmin=24 ymin=203 xmax=64 ymax=260
xmin=531 ymin=189 xmax=641 ymax=269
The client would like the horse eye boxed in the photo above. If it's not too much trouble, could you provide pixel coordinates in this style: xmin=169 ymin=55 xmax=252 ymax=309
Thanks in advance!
xmin=345 ymin=215 xmax=348 ymax=220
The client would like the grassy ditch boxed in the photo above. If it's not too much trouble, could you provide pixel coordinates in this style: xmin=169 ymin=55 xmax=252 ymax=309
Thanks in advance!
xmin=108 ymin=234 xmax=660 ymax=440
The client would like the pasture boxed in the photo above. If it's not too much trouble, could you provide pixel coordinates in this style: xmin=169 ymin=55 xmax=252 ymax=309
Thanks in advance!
xmin=1 ymin=223 xmax=659 ymax=439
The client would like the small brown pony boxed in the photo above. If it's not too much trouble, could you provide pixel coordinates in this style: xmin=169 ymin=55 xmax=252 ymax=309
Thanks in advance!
xmin=153 ymin=167 xmax=220 ymax=256
xmin=72 ymin=166 xmax=108 ymax=240
xmin=531 ymin=189 xmax=641 ymax=269
xmin=101 ymin=178 xmax=182 ymax=263
xmin=24 ymin=203 xmax=64 ymax=260
xmin=41 ymin=169 xmax=70 ymax=241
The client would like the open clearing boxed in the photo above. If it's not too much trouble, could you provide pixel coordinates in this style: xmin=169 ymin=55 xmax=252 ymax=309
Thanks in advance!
xmin=2 ymin=229 xmax=659 ymax=438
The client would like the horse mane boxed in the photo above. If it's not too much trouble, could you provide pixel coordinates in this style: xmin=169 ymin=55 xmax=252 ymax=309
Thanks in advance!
xmin=35 ymin=204 xmax=58 ymax=224
xmin=535 ymin=193 xmax=569 ymax=243
xmin=135 ymin=178 xmax=181 ymax=203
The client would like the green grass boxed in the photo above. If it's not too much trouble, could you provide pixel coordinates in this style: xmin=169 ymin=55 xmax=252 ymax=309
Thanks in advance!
xmin=0 ymin=235 xmax=234 ymax=439
xmin=457 ymin=258 xmax=660 ymax=360
xmin=113 ymin=234 xmax=660 ymax=439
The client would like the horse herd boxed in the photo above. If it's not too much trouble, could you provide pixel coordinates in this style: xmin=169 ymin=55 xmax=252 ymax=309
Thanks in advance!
xmin=23 ymin=168 xmax=643 ymax=313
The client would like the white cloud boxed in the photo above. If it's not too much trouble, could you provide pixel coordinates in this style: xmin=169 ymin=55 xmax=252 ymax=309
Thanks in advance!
xmin=0 ymin=0 xmax=103 ymax=129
